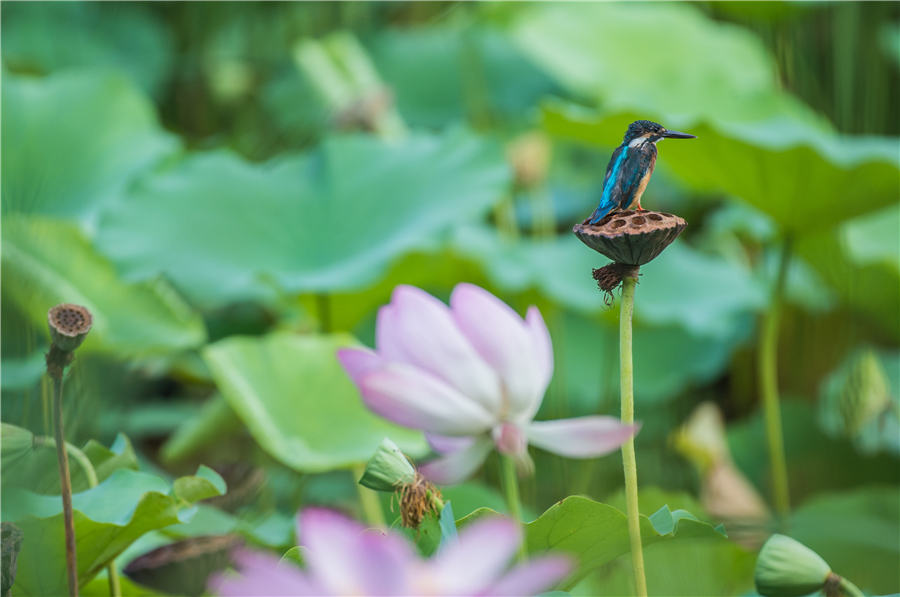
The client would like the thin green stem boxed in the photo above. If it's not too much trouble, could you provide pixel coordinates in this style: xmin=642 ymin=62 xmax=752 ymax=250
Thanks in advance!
xmin=758 ymin=237 xmax=793 ymax=520
xmin=619 ymin=275 xmax=647 ymax=597
xmin=838 ymin=576 xmax=865 ymax=597
xmin=352 ymin=464 xmax=386 ymax=528
xmin=52 ymin=375 xmax=79 ymax=597
xmin=500 ymin=454 xmax=527 ymax=561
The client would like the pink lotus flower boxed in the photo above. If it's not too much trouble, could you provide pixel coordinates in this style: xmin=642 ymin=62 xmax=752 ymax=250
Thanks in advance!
xmin=338 ymin=283 xmax=639 ymax=484
xmin=210 ymin=508 xmax=571 ymax=596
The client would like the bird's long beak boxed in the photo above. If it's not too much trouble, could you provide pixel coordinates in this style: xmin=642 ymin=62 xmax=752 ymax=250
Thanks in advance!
xmin=662 ymin=129 xmax=696 ymax=139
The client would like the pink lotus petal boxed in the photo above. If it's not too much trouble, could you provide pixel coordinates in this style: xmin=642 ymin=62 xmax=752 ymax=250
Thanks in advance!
xmin=523 ymin=307 xmax=554 ymax=418
xmin=450 ymin=284 xmax=548 ymax=418
xmin=209 ymin=549 xmax=320 ymax=596
xmin=360 ymin=362 xmax=494 ymax=435
xmin=419 ymin=437 xmax=493 ymax=485
xmin=376 ymin=286 xmax=503 ymax=414
xmin=336 ymin=347 xmax=383 ymax=386
xmin=486 ymin=555 xmax=572 ymax=596
xmin=428 ymin=517 xmax=521 ymax=594
xmin=300 ymin=508 xmax=414 ymax=595
xmin=491 ymin=422 xmax=527 ymax=457
xmin=425 ymin=432 xmax=475 ymax=455
xmin=526 ymin=416 xmax=640 ymax=458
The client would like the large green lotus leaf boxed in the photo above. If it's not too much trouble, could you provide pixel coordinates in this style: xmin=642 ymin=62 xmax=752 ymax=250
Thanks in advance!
xmin=546 ymin=310 xmax=750 ymax=413
xmin=593 ymin=487 xmax=754 ymax=596
xmin=203 ymin=332 xmax=427 ymax=472
xmin=796 ymin=204 xmax=900 ymax=339
xmin=1 ymin=3 xmax=173 ymax=97
xmin=2 ymin=71 xmax=176 ymax=220
xmin=95 ymin=129 xmax=509 ymax=306
xmin=517 ymin=496 xmax=727 ymax=589
xmin=372 ymin=24 xmax=556 ymax=127
xmin=451 ymin=225 xmax=764 ymax=339
xmin=1 ymin=426 xmax=138 ymax=495
xmin=790 ymin=487 xmax=899 ymax=595
xmin=2 ymin=468 xmax=224 ymax=597
xmin=1 ymin=217 xmax=205 ymax=356
xmin=510 ymin=3 xmax=786 ymax=122
xmin=541 ymin=102 xmax=900 ymax=233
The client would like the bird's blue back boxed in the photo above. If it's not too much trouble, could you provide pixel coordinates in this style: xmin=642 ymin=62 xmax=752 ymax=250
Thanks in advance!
xmin=588 ymin=142 xmax=657 ymax=224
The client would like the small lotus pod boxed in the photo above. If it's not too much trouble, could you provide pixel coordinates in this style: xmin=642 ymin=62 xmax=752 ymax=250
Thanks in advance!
xmin=358 ymin=438 xmax=417 ymax=492
xmin=47 ymin=303 xmax=93 ymax=353
xmin=573 ymin=210 xmax=687 ymax=266
xmin=838 ymin=350 xmax=890 ymax=435
xmin=754 ymin=534 xmax=831 ymax=597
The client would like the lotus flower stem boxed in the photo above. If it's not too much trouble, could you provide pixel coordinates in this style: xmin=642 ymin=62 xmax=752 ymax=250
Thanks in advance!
xmin=51 ymin=375 xmax=79 ymax=597
xmin=619 ymin=274 xmax=647 ymax=597
xmin=837 ymin=576 xmax=865 ymax=597
xmin=758 ymin=236 xmax=793 ymax=520
xmin=352 ymin=463 xmax=387 ymax=527
xmin=500 ymin=454 xmax=527 ymax=561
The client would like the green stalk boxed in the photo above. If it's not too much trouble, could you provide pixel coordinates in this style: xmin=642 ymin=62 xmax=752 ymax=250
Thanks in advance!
xmin=758 ymin=237 xmax=792 ymax=520
xmin=52 ymin=376 xmax=79 ymax=597
xmin=352 ymin=463 xmax=386 ymax=527
xmin=838 ymin=576 xmax=865 ymax=597
xmin=619 ymin=274 xmax=647 ymax=597
xmin=500 ymin=454 xmax=527 ymax=561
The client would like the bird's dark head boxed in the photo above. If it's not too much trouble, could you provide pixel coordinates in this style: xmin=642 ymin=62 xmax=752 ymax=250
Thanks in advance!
xmin=624 ymin=120 xmax=696 ymax=144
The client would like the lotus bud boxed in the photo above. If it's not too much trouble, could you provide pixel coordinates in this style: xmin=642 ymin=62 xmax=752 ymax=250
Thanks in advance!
xmin=358 ymin=438 xmax=417 ymax=492
xmin=754 ymin=534 xmax=831 ymax=597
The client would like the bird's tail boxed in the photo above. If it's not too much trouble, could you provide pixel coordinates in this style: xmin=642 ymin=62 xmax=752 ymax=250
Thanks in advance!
xmin=588 ymin=201 xmax=615 ymax=225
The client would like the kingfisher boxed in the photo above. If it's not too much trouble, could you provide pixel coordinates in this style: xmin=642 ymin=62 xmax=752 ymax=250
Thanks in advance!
xmin=588 ymin=120 xmax=696 ymax=224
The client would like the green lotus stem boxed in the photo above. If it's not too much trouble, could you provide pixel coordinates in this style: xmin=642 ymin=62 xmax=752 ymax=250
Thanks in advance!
xmin=352 ymin=463 xmax=387 ymax=527
xmin=838 ymin=575 xmax=865 ymax=597
xmin=52 ymin=375 xmax=79 ymax=597
xmin=500 ymin=453 xmax=527 ymax=561
xmin=619 ymin=274 xmax=647 ymax=597
xmin=758 ymin=237 xmax=792 ymax=520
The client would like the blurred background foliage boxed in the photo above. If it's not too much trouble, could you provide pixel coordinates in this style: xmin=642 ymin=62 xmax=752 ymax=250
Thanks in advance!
xmin=2 ymin=2 xmax=898 ymax=596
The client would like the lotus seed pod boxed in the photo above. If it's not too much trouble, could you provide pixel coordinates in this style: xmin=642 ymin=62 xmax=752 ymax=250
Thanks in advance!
xmin=754 ymin=534 xmax=831 ymax=597
xmin=358 ymin=438 xmax=417 ymax=492
xmin=573 ymin=210 xmax=687 ymax=266
xmin=47 ymin=303 xmax=93 ymax=353
xmin=838 ymin=350 xmax=890 ymax=435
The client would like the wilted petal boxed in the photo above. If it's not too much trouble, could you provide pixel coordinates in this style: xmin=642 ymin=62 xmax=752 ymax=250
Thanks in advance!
xmin=300 ymin=509 xmax=415 ymax=595
xmin=486 ymin=555 xmax=572 ymax=596
xmin=360 ymin=362 xmax=494 ymax=435
xmin=428 ymin=517 xmax=521 ymax=594
xmin=527 ymin=416 xmax=639 ymax=458
xmin=419 ymin=437 xmax=493 ymax=485
xmin=450 ymin=284 xmax=548 ymax=419
xmin=209 ymin=549 xmax=320 ymax=596
xmin=376 ymin=286 xmax=503 ymax=413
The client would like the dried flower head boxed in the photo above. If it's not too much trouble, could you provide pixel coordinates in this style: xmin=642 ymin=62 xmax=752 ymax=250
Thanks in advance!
xmin=47 ymin=303 xmax=93 ymax=353
xmin=397 ymin=473 xmax=442 ymax=529
xmin=573 ymin=210 xmax=686 ymax=267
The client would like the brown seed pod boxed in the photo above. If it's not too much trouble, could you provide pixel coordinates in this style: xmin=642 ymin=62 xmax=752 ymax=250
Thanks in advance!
xmin=47 ymin=304 xmax=93 ymax=353
xmin=573 ymin=210 xmax=687 ymax=266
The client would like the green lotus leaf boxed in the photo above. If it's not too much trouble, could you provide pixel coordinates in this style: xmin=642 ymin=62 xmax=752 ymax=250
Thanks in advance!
xmin=203 ymin=332 xmax=427 ymax=472
xmin=95 ymin=129 xmax=509 ymax=306
xmin=1 ymin=217 xmax=206 ymax=357
xmin=2 ymin=71 xmax=176 ymax=220
xmin=2 ymin=467 xmax=224 ymax=596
